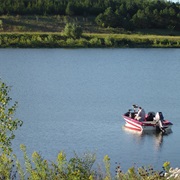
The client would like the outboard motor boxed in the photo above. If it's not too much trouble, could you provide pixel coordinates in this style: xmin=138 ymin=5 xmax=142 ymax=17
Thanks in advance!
xmin=159 ymin=112 xmax=164 ymax=120
xmin=155 ymin=112 xmax=164 ymax=121
xmin=155 ymin=112 xmax=165 ymax=132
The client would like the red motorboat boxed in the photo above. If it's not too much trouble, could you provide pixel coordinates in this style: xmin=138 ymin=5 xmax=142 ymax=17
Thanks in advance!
xmin=122 ymin=106 xmax=173 ymax=132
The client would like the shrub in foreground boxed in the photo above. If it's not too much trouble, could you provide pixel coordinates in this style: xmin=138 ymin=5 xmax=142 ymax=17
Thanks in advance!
xmin=0 ymin=80 xmax=23 ymax=155
xmin=3 ymin=148 xmax=178 ymax=179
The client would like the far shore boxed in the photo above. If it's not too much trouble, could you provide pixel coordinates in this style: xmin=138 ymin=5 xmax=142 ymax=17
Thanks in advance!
xmin=0 ymin=15 xmax=180 ymax=48
xmin=0 ymin=32 xmax=180 ymax=48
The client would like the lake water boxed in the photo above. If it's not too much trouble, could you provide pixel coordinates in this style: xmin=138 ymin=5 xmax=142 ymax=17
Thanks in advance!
xmin=0 ymin=48 xmax=180 ymax=174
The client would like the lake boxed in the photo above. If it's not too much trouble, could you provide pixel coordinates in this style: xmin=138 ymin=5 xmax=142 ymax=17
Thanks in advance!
xmin=0 ymin=48 xmax=180 ymax=174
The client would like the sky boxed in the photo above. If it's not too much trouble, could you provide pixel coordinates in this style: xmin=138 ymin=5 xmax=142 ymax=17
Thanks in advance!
xmin=170 ymin=0 xmax=179 ymax=2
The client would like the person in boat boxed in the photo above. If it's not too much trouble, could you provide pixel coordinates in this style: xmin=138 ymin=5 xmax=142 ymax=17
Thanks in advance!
xmin=146 ymin=112 xmax=155 ymax=121
xmin=132 ymin=104 xmax=138 ymax=113
xmin=134 ymin=106 xmax=145 ymax=121
xmin=124 ymin=109 xmax=131 ymax=117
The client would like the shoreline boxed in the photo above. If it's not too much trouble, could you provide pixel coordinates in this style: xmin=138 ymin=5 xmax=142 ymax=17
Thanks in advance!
xmin=0 ymin=33 xmax=180 ymax=48
xmin=0 ymin=14 xmax=179 ymax=48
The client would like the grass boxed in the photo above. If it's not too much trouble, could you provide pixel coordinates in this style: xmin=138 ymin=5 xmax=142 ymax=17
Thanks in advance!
xmin=85 ymin=33 xmax=180 ymax=40
xmin=1 ymin=15 xmax=180 ymax=35
xmin=0 ymin=32 xmax=179 ymax=48
xmin=0 ymin=15 xmax=97 ymax=33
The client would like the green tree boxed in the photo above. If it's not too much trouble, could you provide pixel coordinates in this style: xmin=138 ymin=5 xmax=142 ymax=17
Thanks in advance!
xmin=95 ymin=13 xmax=105 ymax=27
xmin=95 ymin=7 xmax=119 ymax=28
xmin=64 ymin=23 xmax=83 ymax=39
xmin=12 ymin=0 xmax=25 ymax=15
xmin=132 ymin=9 xmax=149 ymax=28
xmin=0 ymin=80 xmax=23 ymax=155
xmin=103 ymin=7 xmax=117 ymax=27
xmin=66 ymin=2 xmax=75 ymax=16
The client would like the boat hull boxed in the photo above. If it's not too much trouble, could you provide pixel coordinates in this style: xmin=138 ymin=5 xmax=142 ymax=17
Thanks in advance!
xmin=123 ymin=115 xmax=172 ymax=132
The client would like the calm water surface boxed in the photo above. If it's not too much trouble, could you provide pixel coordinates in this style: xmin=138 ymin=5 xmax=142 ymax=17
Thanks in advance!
xmin=0 ymin=48 xmax=180 ymax=172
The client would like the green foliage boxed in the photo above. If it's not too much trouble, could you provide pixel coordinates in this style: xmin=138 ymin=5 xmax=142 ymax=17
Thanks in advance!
xmin=0 ymin=33 xmax=180 ymax=48
xmin=14 ymin=147 xmax=178 ymax=180
xmin=116 ymin=165 xmax=165 ymax=180
xmin=64 ymin=23 xmax=83 ymax=39
xmin=15 ymin=145 xmax=96 ymax=180
xmin=163 ymin=161 xmax=171 ymax=172
xmin=76 ymin=38 xmax=89 ymax=47
xmin=66 ymin=2 xmax=75 ymax=16
xmin=67 ymin=152 xmax=96 ymax=180
xmin=0 ymin=0 xmax=179 ymax=30
xmin=89 ymin=37 xmax=102 ymax=47
xmin=14 ymin=154 xmax=25 ymax=180
xmin=95 ymin=7 xmax=119 ymax=28
xmin=0 ymin=143 xmax=178 ymax=180
xmin=0 ymin=80 xmax=23 ymax=155
xmin=0 ymin=153 xmax=14 ymax=179
xmin=0 ymin=19 xmax=3 ymax=30
xmin=103 ymin=155 xmax=111 ymax=180
xmin=104 ymin=36 xmax=113 ymax=47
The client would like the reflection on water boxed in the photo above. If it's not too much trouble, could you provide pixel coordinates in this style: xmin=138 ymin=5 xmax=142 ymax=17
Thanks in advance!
xmin=122 ymin=126 xmax=172 ymax=151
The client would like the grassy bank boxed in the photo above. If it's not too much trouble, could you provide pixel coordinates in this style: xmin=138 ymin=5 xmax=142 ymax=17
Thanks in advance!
xmin=0 ymin=32 xmax=180 ymax=48
xmin=0 ymin=15 xmax=180 ymax=48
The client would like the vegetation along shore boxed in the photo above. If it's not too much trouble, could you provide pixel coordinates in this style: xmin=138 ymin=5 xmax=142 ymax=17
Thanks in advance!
xmin=0 ymin=0 xmax=180 ymax=48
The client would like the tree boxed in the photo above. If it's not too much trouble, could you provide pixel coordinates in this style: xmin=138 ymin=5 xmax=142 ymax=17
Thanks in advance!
xmin=64 ymin=23 xmax=83 ymax=39
xmin=103 ymin=7 xmax=117 ymax=27
xmin=132 ymin=10 xmax=149 ymax=29
xmin=0 ymin=80 xmax=23 ymax=155
xmin=95 ymin=7 xmax=119 ymax=28
xmin=95 ymin=13 xmax=105 ymax=27
xmin=65 ymin=2 xmax=75 ymax=16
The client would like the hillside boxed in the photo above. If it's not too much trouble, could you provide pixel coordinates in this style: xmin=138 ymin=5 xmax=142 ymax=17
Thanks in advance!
xmin=0 ymin=15 xmax=180 ymax=36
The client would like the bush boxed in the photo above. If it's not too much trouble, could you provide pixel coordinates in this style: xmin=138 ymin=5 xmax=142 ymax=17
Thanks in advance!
xmin=89 ymin=37 xmax=102 ymax=47
xmin=0 ymin=80 xmax=23 ymax=155
xmin=64 ymin=23 xmax=83 ymax=39
xmin=76 ymin=38 xmax=89 ymax=47
xmin=13 ymin=147 xmax=180 ymax=180
xmin=15 ymin=145 xmax=96 ymax=180
xmin=104 ymin=37 xmax=113 ymax=47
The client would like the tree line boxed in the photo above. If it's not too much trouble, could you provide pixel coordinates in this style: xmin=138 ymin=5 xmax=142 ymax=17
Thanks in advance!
xmin=0 ymin=0 xmax=179 ymax=30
